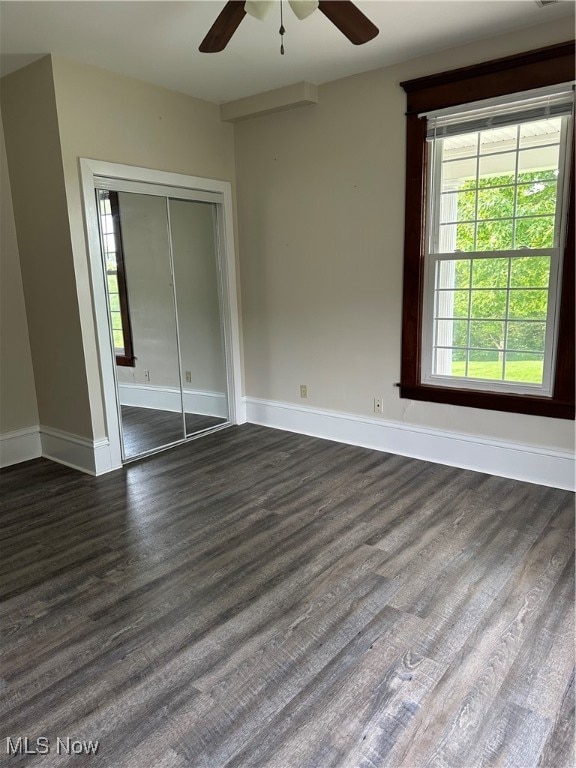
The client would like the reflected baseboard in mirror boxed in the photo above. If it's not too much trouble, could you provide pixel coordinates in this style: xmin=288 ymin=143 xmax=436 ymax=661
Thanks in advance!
xmin=120 ymin=406 xmax=226 ymax=459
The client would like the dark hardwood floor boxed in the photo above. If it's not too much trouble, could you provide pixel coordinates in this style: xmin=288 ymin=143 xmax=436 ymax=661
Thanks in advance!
xmin=120 ymin=406 xmax=227 ymax=457
xmin=0 ymin=424 xmax=574 ymax=767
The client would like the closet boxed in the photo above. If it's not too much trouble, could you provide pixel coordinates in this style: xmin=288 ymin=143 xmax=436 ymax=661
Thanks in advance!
xmin=94 ymin=179 xmax=232 ymax=461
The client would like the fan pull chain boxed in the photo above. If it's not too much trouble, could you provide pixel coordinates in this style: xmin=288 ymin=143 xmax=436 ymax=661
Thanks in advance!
xmin=279 ymin=0 xmax=285 ymax=55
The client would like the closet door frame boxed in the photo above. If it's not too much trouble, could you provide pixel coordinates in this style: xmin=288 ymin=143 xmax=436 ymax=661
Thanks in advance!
xmin=80 ymin=159 xmax=244 ymax=469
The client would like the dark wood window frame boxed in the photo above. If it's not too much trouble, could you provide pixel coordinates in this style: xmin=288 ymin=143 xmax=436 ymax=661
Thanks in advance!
xmin=108 ymin=191 xmax=135 ymax=368
xmin=399 ymin=41 xmax=575 ymax=420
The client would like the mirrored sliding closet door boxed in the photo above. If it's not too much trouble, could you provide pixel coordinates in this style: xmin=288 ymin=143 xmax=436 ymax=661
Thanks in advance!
xmin=96 ymin=184 xmax=230 ymax=462
xmin=169 ymin=199 xmax=229 ymax=438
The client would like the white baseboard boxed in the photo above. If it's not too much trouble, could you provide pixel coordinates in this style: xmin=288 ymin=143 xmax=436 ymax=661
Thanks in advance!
xmin=40 ymin=425 xmax=118 ymax=476
xmin=0 ymin=424 xmax=118 ymax=476
xmin=0 ymin=425 xmax=42 ymax=467
xmin=4 ymin=400 xmax=572 ymax=489
xmin=245 ymin=397 xmax=575 ymax=491
xmin=118 ymin=383 xmax=228 ymax=419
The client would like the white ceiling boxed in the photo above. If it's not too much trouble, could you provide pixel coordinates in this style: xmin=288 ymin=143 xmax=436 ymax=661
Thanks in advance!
xmin=0 ymin=1 xmax=574 ymax=104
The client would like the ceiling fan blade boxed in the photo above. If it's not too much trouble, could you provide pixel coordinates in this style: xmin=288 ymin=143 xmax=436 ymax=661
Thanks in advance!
xmin=318 ymin=1 xmax=379 ymax=45
xmin=199 ymin=0 xmax=246 ymax=53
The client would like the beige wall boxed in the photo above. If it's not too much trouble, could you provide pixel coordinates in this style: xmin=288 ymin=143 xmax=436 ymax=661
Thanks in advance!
xmin=0 ymin=114 xmax=38 ymax=433
xmin=235 ymin=18 xmax=575 ymax=450
xmin=51 ymin=56 xmax=237 ymax=439
xmin=1 ymin=58 xmax=93 ymax=437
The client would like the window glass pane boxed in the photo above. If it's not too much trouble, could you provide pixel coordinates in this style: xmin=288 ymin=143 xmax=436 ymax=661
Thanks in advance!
xmin=438 ymin=223 xmax=458 ymax=252
xmin=454 ymin=260 xmax=471 ymax=289
xmin=508 ymin=289 xmax=548 ymax=319
xmin=519 ymin=118 xmax=561 ymax=149
xmin=470 ymin=289 xmax=507 ymax=318
xmin=439 ymin=222 xmax=475 ymax=252
xmin=440 ymin=189 xmax=476 ymax=223
xmin=516 ymin=181 xmax=557 ymax=217
xmin=101 ymin=216 xmax=115 ymax=235
xmin=453 ymin=290 xmax=470 ymax=318
xmin=109 ymin=294 xmax=120 ymax=312
xmin=434 ymin=259 xmax=472 ymax=291
xmin=108 ymin=274 xmax=118 ymax=293
xmin=477 ymin=186 xmax=514 ymax=220
xmin=504 ymin=352 xmax=544 ymax=384
xmin=514 ymin=216 xmax=554 ymax=249
xmin=469 ymin=320 xmax=505 ymax=350
xmin=471 ymin=258 xmax=509 ymax=289
xmin=441 ymin=156 xmax=477 ymax=189
xmin=435 ymin=259 xmax=457 ymax=291
xmin=435 ymin=290 xmax=469 ymax=319
xmin=443 ymin=132 xmax=477 ymax=155
xmin=467 ymin=349 xmax=504 ymax=381
xmin=104 ymin=233 xmax=116 ymax=253
xmin=434 ymin=289 xmax=445 ymax=318
xmin=476 ymin=220 xmax=513 ymax=251
xmin=435 ymin=319 xmax=449 ymax=346
xmin=110 ymin=310 xmax=123 ymax=331
xmin=106 ymin=255 xmax=117 ymax=271
xmin=478 ymin=152 xmax=516 ymax=186
xmin=510 ymin=256 xmax=550 ymax=288
xmin=507 ymin=321 xmax=546 ymax=353
xmin=113 ymin=329 xmax=125 ymax=351
xmin=479 ymin=125 xmax=517 ymax=155
xmin=435 ymin=319 xmax=468 ymax=347
xmin=518 ymin=145 xmax=559 ymax=180
xmin=433 ymin=347 xmax=467 ymax=377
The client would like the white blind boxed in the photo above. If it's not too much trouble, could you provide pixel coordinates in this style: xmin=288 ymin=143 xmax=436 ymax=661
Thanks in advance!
xmin=426 ymin=84 xmax=574 ymax=139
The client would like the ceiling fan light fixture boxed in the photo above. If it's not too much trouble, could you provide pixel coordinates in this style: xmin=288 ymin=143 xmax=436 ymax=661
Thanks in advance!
xmin=288 ymin=0 xmax=319 ymax=20
xmin=244 ymin=0 xmax=275 ymax=21
xmin=199 ymin=0 xmax=379 ymax=53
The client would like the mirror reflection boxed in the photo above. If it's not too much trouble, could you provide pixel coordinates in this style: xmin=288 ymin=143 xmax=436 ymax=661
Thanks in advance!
xmin=97 ymin=186 xmax=230 ymax=461
xmin=98 ymin=189 xmax=184 ymax=459
xmin=169 ymin=198 xmax=228 ymax=437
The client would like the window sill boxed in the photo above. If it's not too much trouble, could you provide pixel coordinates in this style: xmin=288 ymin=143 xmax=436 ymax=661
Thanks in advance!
xmin=116 ymin=355 xmax=135 ymax=368
xmin=399 ymin=382 xmax=574 ymax=419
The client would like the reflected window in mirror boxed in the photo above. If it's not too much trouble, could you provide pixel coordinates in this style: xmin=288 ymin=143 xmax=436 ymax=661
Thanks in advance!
xmin=97 ymin=190 xmax=135 ymax=367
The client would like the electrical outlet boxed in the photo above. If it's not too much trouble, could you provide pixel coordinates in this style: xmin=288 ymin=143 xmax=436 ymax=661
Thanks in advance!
xmin=185 ymin=371 xmax=192 ymax=383
xmin=374 ymin=397 xmax=383 ymax=414
xmin=144 ymin=370 xmax=150 ymax=382
xmin=300 ymin=384 xmax=308 ymax=399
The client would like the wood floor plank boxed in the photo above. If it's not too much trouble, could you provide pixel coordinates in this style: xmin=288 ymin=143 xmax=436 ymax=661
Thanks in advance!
xmin=393 ymin=524 xmax=574 ymax=768
xmin=538 ymin=670 xmax=575 ymax=768
xmin=500 ymin=554 xmax=575 ymax=720
xmin=0 ymin=423 xmax=573 ymax=768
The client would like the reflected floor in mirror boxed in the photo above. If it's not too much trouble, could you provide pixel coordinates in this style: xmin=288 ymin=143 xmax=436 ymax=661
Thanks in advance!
xmin=121 ymin=405 xmax=227 ymax=458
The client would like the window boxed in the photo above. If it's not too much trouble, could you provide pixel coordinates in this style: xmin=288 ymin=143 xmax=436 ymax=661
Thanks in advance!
xmin=424 ymin=94 xmax=572 ymax=394
xmin=400 ymin=41 xmax=575 ymax=419
xmin=97 ymin=190 xmax=135 ymax=367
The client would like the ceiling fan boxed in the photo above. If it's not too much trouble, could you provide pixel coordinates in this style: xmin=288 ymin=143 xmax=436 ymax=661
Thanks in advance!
xmin=199 ymin=0 xmax=379 ymax=53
